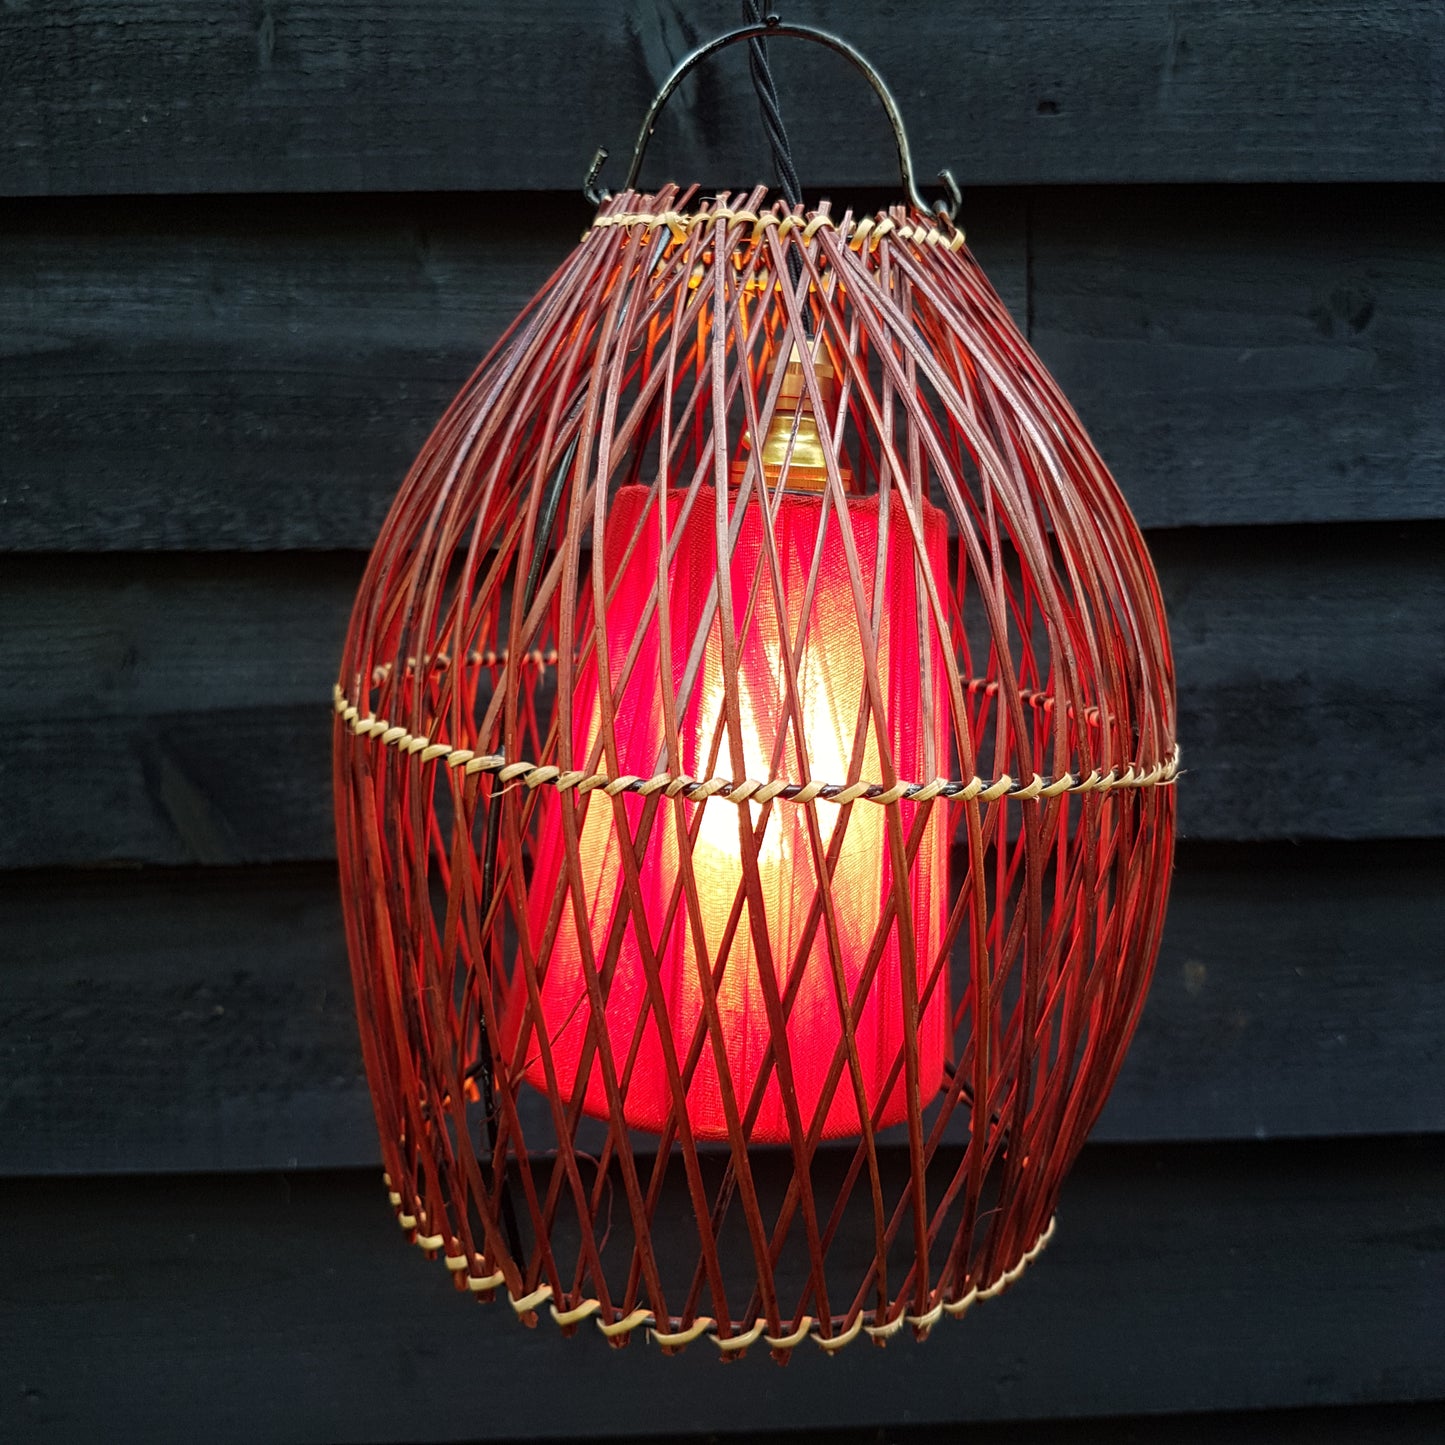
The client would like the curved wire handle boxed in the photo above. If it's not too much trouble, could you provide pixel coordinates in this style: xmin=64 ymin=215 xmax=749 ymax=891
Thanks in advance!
xmin=584 ymin=16 xmax=961 ymax=220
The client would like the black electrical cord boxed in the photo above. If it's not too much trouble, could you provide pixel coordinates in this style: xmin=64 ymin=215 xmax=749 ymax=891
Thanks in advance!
xmin=742 ymin=6 xmax=810 ymax=323
xmin=742 ymin=2 xmax=804 ymax=209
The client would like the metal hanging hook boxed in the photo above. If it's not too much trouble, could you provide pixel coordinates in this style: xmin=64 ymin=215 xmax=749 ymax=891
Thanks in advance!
xmin=583 ymin=16 xmax=961 ymax=221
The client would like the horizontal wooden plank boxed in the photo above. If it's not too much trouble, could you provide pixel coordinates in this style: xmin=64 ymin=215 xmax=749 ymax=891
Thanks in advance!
xmin=1 ymin=1138 xmax=1440 ymax=1442
xmin=2 ymin=524 xmax=1440 ymax=867
xmin=0 ymin=193 xmax=595 ymax=552
xmin=1098 ymin=840 xmax=1445 ymax=1142
xmin=4 ymin=185 xmax=1442 ymax=551
xmin=0 ymin=552 xmax=353 ymax=867
xmin=0 ymin=866 xmax=374 ymax=1176
xmin=3 ymin=842 xmax=1440 ymax=1177
xmin=0 ymin=190 xmax=1026 ymax=551
xmin=1031 ymin=185 xmax=1445 ymax=529
xmin=1162 ymin=522 xmax=1445 ymax=840
xmin=5 ymin=2 xmax=1443 ymax=199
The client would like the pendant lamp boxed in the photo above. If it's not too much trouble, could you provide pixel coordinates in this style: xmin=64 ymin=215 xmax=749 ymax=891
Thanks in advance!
xmin=334 ymin=17 xmax=1177 ymax=1359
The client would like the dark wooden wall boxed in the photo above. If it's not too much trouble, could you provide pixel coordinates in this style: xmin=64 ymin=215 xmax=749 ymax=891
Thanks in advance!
xmin=2 ymin=4 xmax=1442 ymax=1442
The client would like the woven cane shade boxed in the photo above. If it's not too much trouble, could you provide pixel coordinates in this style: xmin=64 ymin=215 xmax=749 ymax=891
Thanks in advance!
xmin=333 ymin=182 xmax=1177 ymax=1357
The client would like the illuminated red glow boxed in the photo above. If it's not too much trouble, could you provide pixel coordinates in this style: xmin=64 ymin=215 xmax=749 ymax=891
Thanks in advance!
xmin=510 ymin=484 xmax=950 ymax=1141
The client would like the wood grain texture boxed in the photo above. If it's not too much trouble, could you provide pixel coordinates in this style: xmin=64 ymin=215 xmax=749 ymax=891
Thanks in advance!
xmin=0 ymin=190 xmax=1021 ymax=549
xmin=0 ymin=867 xmax=373 ymax=1176
xmin=1098 ymin=842 xmax=1445 ymax=1142
xmin=3 ymin=842 xmax=1440 ymax=1177
xmin=1031 ymin=185 xmax=1445 ymax=528
xmin=4 ymin=2 xmax=1443 ymax=199
xmin=0 ymin=193 xmax=599 ymax=552
xmin=0 ymin=553 xmax=353 ymax=867
xmin=1160 ymin=522 xmax=1445 ymax=841
xmin=4 ymin=184 xmax=1442 ymax=550
xmin=2 ymin=524 xmax=1440 ymax=868
xmin=2 ymin=1139 xmax=1441 ymax=1442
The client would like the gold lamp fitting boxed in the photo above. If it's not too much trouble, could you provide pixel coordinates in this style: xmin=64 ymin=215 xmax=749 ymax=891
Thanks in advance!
xmin=732 ymin=343 xmax=854 ymax=493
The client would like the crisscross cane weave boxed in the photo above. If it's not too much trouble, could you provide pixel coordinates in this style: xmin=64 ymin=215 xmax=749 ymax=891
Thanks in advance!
xmin=334 ymin=185 xmax=1176 ymax=1359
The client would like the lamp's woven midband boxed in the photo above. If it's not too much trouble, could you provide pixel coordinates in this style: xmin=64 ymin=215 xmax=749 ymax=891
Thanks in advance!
xmin=334 ymin=685 xmax=1180 ymax=806
xmin=588 ymin=197 xmax=968 ymax=254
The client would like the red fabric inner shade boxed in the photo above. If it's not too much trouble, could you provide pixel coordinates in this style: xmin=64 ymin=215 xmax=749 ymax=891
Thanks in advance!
xmin=509 ymin=485 xmax=950 ymax=1141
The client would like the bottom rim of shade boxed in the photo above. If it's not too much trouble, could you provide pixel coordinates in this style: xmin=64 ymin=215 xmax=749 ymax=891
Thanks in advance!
xmin=386 ymin=1172 xmax=1057 ymax=1358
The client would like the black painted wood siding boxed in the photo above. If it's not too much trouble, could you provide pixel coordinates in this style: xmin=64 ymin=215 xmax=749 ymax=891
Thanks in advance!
xmin=2 ymin=5 xmax=1442 ymax=1443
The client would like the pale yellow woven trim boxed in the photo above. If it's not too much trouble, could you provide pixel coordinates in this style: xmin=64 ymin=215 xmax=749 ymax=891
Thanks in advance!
xmin=942 ymin=1214 xmax=1058 ymax=1315
xmin=335 ymin=685 xmax=1179 ymax=807
xmin=590 ymin=202 xmax=967 ymax=254
xmin=387 ymin=1177 xmax=1055 ymax=1355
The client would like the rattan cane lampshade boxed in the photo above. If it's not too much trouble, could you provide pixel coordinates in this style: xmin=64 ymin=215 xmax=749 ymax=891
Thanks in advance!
xmin=333 ymin=21 xmax=1177 ymax=1359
